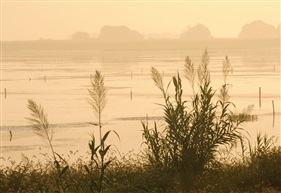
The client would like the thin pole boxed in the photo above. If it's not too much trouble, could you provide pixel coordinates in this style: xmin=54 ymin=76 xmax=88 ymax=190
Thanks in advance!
xmin=259 ymin=87 xmax=261 ymax=108
xmin=272 ymin=100 xmax=275 ymax=128
xmin=272 ymin=100 xmax=275 ymax=115
xmin=4 ymin=88 xmax=6 ymax=99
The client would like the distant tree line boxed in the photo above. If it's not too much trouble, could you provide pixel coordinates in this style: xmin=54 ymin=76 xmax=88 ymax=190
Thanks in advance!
xmin=71 ymin=20 xmax=280 ymax=42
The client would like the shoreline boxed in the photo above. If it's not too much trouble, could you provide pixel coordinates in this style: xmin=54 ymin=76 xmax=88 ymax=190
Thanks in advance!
xmin=1 ymin=113 xmax=280 ymax=167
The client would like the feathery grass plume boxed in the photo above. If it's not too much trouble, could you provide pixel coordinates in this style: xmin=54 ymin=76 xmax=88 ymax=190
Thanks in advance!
xmin=183 ymin=56 xmax=196 ymax=96
xmin=26 ymin=99 xmax=70 ymax=193
xmin=88 ymin=70 xmax=107 ymax=149
xmin=151 ymin=67 xmax=165 ymax=98
xmin=219 ymin=84 xmax=230 ymax=104
xmin=87 ymin=71 xmax=119 ymax=193
xmin=219 ymin=56 xmax=231 ymax=105
xmin=222 ymin=55 xmax=231 ymax=85
xmin=197 ymin=48 xmax=210 ymax=86
xmin=26 ymin=99 xmax=55 ymax=160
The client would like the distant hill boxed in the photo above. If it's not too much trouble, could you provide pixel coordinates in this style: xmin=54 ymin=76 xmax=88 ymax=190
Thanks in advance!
xmin=98 ymin=25 xmax=144 ymax=42
xmin=238 ymin=20 xmax=279 ymax=39
xmin=180 ymin=24 xmax=213 ymax=40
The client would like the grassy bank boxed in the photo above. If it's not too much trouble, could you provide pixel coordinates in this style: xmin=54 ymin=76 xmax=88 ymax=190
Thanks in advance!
xmin=0 ymin=145 xmax=280 ymax=192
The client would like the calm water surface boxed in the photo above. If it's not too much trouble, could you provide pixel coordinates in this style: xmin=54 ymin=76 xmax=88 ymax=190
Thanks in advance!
xmin=1 ymin=46 xmax=280 ymax=164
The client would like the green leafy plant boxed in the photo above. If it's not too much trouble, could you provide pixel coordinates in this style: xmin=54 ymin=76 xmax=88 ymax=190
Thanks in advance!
xmin=144 ymin=50 xmax=244 ymax=190
xmin=248 ymin=132 xmax=277 ymax=158
xmin=86 ymin=70 xmax=119 ymax=193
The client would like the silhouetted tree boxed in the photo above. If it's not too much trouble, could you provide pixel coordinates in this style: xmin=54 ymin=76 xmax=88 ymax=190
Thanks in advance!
xmin=98 ymin=25 xmax=143 ymax=42
xmin=180 ymin=24 xmax=213 ymax=40
xmin=72 ymin=31 xmax=91 ymax=41
xmin=238 ymin=20 xmax=279 ymax=39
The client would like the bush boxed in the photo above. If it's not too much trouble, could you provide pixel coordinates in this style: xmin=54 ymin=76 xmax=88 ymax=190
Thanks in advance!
xmin=143 ymin=50 xmax=244 ymax=191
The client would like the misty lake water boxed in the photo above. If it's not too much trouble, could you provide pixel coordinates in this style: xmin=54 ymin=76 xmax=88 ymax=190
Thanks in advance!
xmin=1 ymin=42 xmax=280 ymax=164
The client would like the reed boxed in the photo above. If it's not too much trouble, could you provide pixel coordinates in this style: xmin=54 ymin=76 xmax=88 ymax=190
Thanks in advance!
xmin=88 ymin=70 xmax=107 ymax=150
xmin=183 ymin=56 xmax=196 ymax=96
xmin=26 ymin=99 xmax=55 ymax=161
xmin=26 ymin=99 xmax=69 ymax=193
xmin=86 ymin=70 xmax=118 ymax=193
xmin=222 ymin=55 xmax=231 ymax=85
xmin=197 ymin=48 xmax=210 ymax=85
xmin=144 ymin=50 xmax=244 ymax=191
xmin=219 ymin=56 xmax=232 ymax=105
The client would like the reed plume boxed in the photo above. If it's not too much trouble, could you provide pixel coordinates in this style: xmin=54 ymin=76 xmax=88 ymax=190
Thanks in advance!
xmin=151 ymin=67 xmax=166 ymax=99
xmin=222 ymin=55 xmax=231 ymax=85
xmin=219 ymin=56 xmax=232 ymax=104
xmin=197 ymin=48 xmax=210 ymax=86
xmin=88 ymin=70 xmax=107 ymax=149
xmin=183 ymin=56 xmax=196 ymax=96
xmin=26 ymin=99 xmax=55 ymax=160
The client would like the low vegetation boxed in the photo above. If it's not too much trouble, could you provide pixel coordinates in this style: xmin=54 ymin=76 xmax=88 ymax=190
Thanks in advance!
xmin=1 ymin=50 xmax=279 ymax=192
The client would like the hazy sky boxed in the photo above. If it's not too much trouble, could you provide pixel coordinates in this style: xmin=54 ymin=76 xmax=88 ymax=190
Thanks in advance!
xmin=1 ymin=1 xmax=280 ymax=41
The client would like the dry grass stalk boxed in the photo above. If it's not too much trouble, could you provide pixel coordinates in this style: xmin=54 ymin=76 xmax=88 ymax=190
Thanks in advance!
xmin=26 ymin=99 xmax=55 ymax=160
xmin=183 ymin=56 xmax=196 ymax=95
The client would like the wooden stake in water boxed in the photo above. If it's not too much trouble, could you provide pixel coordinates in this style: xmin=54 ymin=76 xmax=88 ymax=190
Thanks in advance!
xmin=4 ymin=88 xmax=6 ymax=99
xmin=272 ymin=100 xmax=275 ymax=115
xmin=272 ymin=100 xmax=275 ymax=128
xmin=9 ymin=131 xmax=13 ymax=141
xmin=273 ymin=114 xmax=275 ymax=128
xmin=259 ymin=87 xmax=261 ymax=108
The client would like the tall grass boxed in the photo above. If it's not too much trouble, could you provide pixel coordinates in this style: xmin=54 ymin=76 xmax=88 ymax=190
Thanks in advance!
xmin=197 ymin=48 xmax=210 ymax=86
xmin=26 ymin=99 xmax=70 ymax=193
xmin=222 ymin=55 xmax=231 ymax=85
xmin=86 ymin=70 xmax=118 ymax=193
xmin=219 ymin=56 xmax=231 ymax=104
xmin=144 ymin=49 xmax=244 ymax=190
xmin=183 ymin=56 xmax=196 ymax=96
xmin=88 ymin=70 xmax=107 ymax=150
xmin=26 ymin=99 xmax=55 ymax=160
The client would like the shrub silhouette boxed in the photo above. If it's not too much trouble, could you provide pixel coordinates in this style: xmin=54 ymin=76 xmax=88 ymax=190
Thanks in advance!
xmin=143 ymin=49 xmax=244 ymax=190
